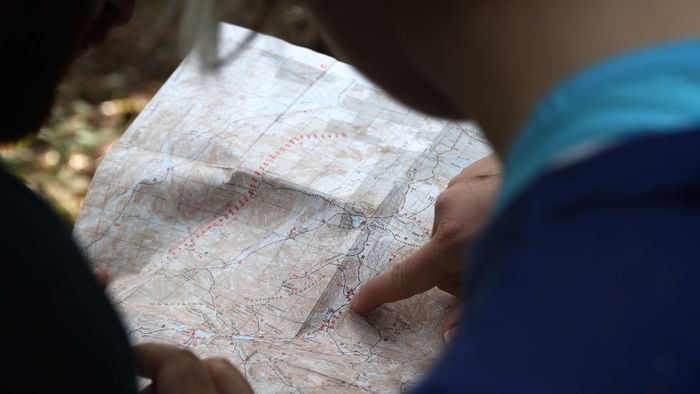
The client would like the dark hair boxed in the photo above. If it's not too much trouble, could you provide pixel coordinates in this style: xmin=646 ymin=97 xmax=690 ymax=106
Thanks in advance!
xmin=0 ymin=0 xmax=133 ymax=143
xmin=0 ymin=1 xmax=94 ymax=143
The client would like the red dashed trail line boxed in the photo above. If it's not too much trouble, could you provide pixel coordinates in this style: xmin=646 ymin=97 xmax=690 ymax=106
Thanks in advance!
xmin=164 ymin=132 xmax=347 ymax=261
xmin=401 ymin=212 xmax=431 ymax=236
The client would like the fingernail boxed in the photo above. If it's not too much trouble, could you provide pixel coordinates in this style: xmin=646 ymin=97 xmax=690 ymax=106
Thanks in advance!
xmin=443 ymin=327 xmax=457 ymax=346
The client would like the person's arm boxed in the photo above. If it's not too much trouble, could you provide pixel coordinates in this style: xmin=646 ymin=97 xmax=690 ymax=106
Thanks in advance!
xmin=350 ymin=154 xmax=500 ymax=314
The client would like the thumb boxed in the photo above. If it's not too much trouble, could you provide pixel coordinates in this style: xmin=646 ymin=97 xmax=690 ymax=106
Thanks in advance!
xmin=351 ymin=239 xmax=450 ymax=314
xmin=203 ymin=358 xmax=253 ymax=394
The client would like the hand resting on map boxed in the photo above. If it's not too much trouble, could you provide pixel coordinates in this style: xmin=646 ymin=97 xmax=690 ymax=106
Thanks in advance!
xmin=350 ymin=154 xmax=501 ymax=338
xmin=92 ymin=281 xmax=252 ymax=393
xmin=134 ymin=343 xmax=253 ymax=394
xmin=95 ymin=276 xmax=252 ymax=393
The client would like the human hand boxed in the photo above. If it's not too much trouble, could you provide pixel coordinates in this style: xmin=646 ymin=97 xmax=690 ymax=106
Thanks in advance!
xmin=135 ymin=343 xmax=253 ymax=394
xmin=350 ymin=154 xmax=500 ymax=315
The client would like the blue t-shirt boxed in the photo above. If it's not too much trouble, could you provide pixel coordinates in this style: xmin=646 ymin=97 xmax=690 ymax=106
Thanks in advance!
xmin=416 ymin=39 xmax=700 ymax=393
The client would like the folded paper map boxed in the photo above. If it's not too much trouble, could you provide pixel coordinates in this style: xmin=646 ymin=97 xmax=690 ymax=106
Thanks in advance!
xmin=74 ymin=23 xmax=490 ymax=393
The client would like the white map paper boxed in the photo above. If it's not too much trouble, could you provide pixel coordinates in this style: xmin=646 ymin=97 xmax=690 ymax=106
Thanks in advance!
xmin=75 ymin=23 xmax=490 ymax=393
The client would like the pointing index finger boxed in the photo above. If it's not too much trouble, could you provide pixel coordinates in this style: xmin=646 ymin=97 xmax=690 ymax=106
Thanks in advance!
xmin=350 ymin=240 xmax=449 ymax=314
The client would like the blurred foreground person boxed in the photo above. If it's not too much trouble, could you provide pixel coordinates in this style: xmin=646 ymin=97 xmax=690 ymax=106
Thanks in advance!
xmin=318 ymin=1 xmax=700 ymax=392
xmin=1 ymin=1 xmax=251 ymax=393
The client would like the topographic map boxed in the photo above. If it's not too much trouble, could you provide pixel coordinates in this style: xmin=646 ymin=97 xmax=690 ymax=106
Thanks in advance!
xmin=75 ymin=24 xmax=490 ymax=393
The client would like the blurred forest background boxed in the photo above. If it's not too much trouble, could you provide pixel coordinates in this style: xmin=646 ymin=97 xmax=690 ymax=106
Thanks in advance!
xmin=0 ymin=0 xmax=325 ymax=225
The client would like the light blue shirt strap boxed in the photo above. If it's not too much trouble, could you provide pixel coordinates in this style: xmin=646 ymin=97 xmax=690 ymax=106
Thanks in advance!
xmin=497 ymin=38 xmax=700 ymax=213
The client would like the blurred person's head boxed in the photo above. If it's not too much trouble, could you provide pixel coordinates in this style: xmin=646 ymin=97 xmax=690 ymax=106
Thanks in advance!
xmin=6 ymin=0 xmax=700 ymax=155
xmin=0 ymin=0 xmax=132 ymax=143
xmin=303 ymin=0 xmax=700 ymax=153
xmin=185 ymin=0 xmax=700 ymax=154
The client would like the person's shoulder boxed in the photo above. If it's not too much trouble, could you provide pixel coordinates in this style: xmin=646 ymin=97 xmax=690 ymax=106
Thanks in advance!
xmin=0 ymin=164 xmax=80 ymax=260
xmin=481 ymin=128 xmax=700 ymax=262
xmin=0 ymin=163 xmax=105 ymax=298
xmin=0 ymin=163 xmax=64 ymax=220
xmin=445 ymin=130 xmax=700 ymax=394
xmin=0 ymin=164 xmax=138 ymax=393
